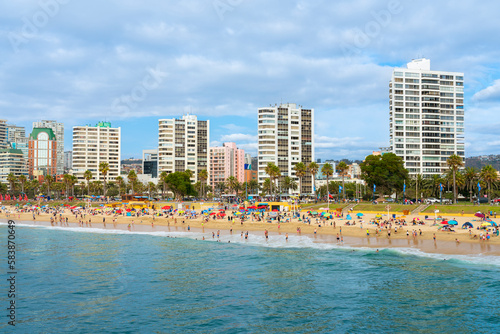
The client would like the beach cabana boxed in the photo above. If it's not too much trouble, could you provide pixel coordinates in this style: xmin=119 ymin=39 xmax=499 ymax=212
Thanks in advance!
xmin=462 ymin=222 xmax=473 ymax=229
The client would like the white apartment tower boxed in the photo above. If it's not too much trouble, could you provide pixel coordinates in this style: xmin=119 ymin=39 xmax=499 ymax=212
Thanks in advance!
xmin=0 ymin=120 xmax=7 ymax=149
xmin=258 ymin=103 xmax=314 ymax=194
xmin=33 ymin=120 xmax=64 ymax=175
xmin=158 ymin=115 xmax=209 ymax=182
xmin=72 ymin=122 xmax=121 ymax=183
xmin=389 ymin=59 xmax=465 ymax=177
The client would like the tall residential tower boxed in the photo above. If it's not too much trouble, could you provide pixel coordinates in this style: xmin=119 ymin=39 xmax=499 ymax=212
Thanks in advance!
xmin=258 ymin=103 xmax=314 ymax=194
xmin=33 ymin=120 xmax=64 ymax=175
xmin=389 ymin=59 xmax=465 ymax=177
xmin=158 ymin=115 xmax=209 ymax=182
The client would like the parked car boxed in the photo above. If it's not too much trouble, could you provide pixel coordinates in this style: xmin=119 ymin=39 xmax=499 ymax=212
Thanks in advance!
xmin=426 ymin=198 xmax=440 ymax=204
xmin=478 ymin=198 xmax=489 ymax=204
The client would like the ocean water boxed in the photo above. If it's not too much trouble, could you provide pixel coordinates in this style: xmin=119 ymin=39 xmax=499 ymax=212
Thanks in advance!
xmin=1 ymin=223 xmax=499 ymax=333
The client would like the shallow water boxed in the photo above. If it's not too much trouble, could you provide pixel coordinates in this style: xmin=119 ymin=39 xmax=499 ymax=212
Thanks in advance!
xmin=0 ymin=222 xmax=499 ymax=333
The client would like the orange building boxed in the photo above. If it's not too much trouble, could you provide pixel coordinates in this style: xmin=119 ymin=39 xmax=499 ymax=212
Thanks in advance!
xmin=28 ymin=128 xmax=57 ymax=177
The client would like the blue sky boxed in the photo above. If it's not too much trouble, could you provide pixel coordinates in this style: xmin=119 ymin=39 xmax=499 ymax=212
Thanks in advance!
xmin=1 ymin=0 xmax=500 ymax=160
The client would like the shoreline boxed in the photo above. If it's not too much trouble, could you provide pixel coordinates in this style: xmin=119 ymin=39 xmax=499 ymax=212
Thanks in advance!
xmin=3 ymin=218 xmax=500 ymax=258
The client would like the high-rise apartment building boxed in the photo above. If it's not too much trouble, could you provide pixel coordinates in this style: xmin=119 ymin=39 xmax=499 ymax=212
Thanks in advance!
xmin=0 ymin=120 xmax=7 ymax=149
xmin=209 ymin=142 xmax=245 ymax=189
xmin=5 ymin=124 xmax=28 ymax=165
xmin=389 ymin=59 xmax=465 ymax=177
xmin=158 ymin=115 xmax=209 ymax=182
xmin=64 ymin=151 xmax=73 ymax=172
xmin=28 ymin=128 xmax=58 ymax=177
xmin=0 ymin=148 xmax=27 ymax=186
xmin=143 ymin=149 xmax=158 ymax=178
xmin=257 ymin=103 xmax=314 ymax=194
xmin=72 ymin=122 xmax=121 ymax=183
xmin=33 ymin=120 xmax=64 ymax=175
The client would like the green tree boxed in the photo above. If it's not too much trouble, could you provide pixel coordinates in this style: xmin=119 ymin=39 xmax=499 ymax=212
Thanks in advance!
xmin=127 ymin=170 xmax=138 ymax=194
xmin=159 ymin=171 xmax=169 ymax=199
xmin=360 ymin=153 xmax=409 ymax=197
xmin=265 ymin=163 xmax=281 ymax=196
xmin=18 ymin=175 xmax=27 ymax=194
xmin=480 ymin=165 xmax=497 ymax=203
xmin=281 ymin=176 xmax=297 ymax=194
xmin=7 ymin=173 xmax=16 ymax=192
xmin=63 ymin=174 xmax=72 ymax=199
xmin=447 ymin=154 xmax=464 ymax=204
xmin=321 ymin=163 xmax=334 ymax=199
xmin=336 ymin=161 xmax=349 ymax=200
xmin=165 ymin=171 xmax=196 ymax=200
xmin=45 ymin=175 xmax=54 ymax=198
xmin=248 ymin=180 xmax=259 ymax=194
xmin=464 ymin=167 xmax=478 ymax=202
xmin=115 ymin=176 xmax=124 ymax=197
xmin=293 ymin=162 xmax=307 ymax=197
xmin=226 ymin=176 xmax=240 ymax=196
xmin=83 ymin=170 xmax=93 ymax=196
xmin=308 ymin=162 xmax=319 ymax=198
xmin=262 ymin=178 xmax=272 ymax=195
xmin=99 ymin=162 xmax=110 ymax=197
xmin=198 ymin=169 xmax=208 ymax=198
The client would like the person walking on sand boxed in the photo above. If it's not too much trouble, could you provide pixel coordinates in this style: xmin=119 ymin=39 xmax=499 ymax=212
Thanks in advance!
xmin=366 ymin=229 xmax=370 ymax=236
xmin=285 ymin=233 xmax=288 ymax=241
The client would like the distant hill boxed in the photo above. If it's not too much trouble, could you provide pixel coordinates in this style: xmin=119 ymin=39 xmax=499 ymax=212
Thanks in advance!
xmin=466 ymin=155 xmax=500 ymax=170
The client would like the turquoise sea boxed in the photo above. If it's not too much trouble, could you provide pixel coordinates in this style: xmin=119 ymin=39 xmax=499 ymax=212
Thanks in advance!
xmin=1 ymin=222 xmax=499 ymax=333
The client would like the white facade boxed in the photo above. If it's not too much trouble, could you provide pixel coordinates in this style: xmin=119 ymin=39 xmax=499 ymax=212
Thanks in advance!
xmin=257 ymin=103 xmax=314 ymax=194
xmin=158 ymin=115 xmax=209 ymax=182
xmin=72 ymin=123 xmax=121 ymax=183
xmin=33 ymin=120 xmax=64 ymax=175
xmin=0 ymin=120 xmax=7 ymax=149
xmin=389 ymin=59 xmax=465 ymax=177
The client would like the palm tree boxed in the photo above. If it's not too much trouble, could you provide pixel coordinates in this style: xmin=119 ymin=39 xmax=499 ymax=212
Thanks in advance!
xmin=115 ymin=176 xmax=124 ymax=197
xmin=321 ymin=163 xmax=334 ymax=200
xmin=99 ymin=162 xmax=110 ymax=197
xmin=337 ymin=161 xmax=349 ymax=200
xmin=30 ymin=179 xmax=40 ymax=198
xmin=480 ymin=165 xmax=497 ymax=203
xmin=262 ymin=178 xmax=272 ymax=195
xmin=127 ymin=170 xmax=138 ymax=194
xmin=159 ymin=171 xmax=169 ymax=199
xmin=63 ymin=174 xmax=72 ymax=199
xmin=7 ymin=173 xmax=16 ymax=192
xmin=413 ymin=174 xmax=423 ymax=202
xmin=308 ymin=162 xmax=319 ymax=199
xmin=248 ymin=180 xmax=259 ymax=195
xmin=293 ymin=162 xmax=307 ymax=197
xmin=18 ymin=175 xmax=27 ymax=194
xmin=464 ymin=167 xmax=478 ymax=203
xmin=185 ymin=169 xmax=194 ymax=179
xmin=147 ymin=181 xmax=156 ymax=199
xmin=446 ymin=154 xmax=464 ymax=204
xmin=226 ymin=176 xmax=240 ymax=196
xmin=281 ymin=176 xmax=297 ymax=194
xmin=83 ymin=170 xmax=93 ymax=196
xmin=45 ymin=175 xmax=54 ymax=198
xmin=264 ymin=163 xmax=281 ymax=197
xmin=198 ymin=169 xmax=208 ymax=198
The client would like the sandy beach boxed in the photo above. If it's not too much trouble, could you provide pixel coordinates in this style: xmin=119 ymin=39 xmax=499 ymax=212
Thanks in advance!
xmin=3 ymin=205 xmax=500 ymax=256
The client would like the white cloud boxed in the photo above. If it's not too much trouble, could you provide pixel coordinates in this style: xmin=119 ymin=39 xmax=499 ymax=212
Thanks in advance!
xmin=220 ymin=133 xmax=257 ymax=142
xmin=472 ymin=79 xmax=500 ymax=102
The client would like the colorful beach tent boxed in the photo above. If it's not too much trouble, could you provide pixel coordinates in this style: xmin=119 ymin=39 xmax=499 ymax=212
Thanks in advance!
xmin=462 ymin=222 xmax=473 ymax=229
xmin=346 ymin=214 xmax=352 ymax=220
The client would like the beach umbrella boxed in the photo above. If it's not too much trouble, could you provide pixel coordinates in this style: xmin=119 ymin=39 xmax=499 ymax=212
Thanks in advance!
xmin=448 ymin=220 xmax=458 ymax=225
xmin=210 ymin=212 xmax=216 ymax=215
xmin=375 ymin=214 xmax=382 ymax=218
xmin=356 ymin=213 xmax=364 ymax=217
xmin=481 ymin=222 xmax=492 ymax=227
xmin=490 ymin=221 xmax=498 ymax=227
xmin=475 ymin=212 xmax=485 ymax=218
xmin=441 ymin=221 xmax=449 ymax=225
xmin=235 ymin=212 xmax=241 ymax=215
xmin=219 ymin=209 xmax=225 ymax=212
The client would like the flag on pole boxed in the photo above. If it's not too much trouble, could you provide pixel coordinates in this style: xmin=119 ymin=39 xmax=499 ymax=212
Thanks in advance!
xmin=403 ymin=183 xmax=406 ymax=193
xmin=373 ymin=184 xmax=376 ymax=192
xmin=339 ymin=186 xmax=343 ymax=193
xmin=478 ymin=182 xmax=481 ymax=192
xmin=440 ymin=183 xmax=443 ymax=192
